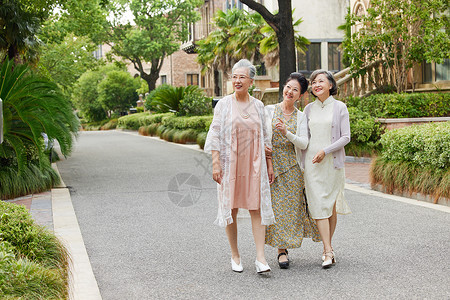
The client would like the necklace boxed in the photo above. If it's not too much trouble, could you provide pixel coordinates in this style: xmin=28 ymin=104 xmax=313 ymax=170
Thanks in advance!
xmin=234 ymin=94 xmax=251 ymax=119
xmin=281 ymin=103 xmax=295 ymax=116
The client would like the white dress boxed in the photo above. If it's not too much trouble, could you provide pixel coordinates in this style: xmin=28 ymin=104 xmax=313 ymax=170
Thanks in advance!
xmin=304 ymin=98 xmax=346 ymax=219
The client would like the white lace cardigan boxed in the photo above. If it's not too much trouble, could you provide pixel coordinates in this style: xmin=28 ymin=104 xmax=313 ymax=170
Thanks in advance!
xmin=204 ymin=94 xmax=275 ymax=227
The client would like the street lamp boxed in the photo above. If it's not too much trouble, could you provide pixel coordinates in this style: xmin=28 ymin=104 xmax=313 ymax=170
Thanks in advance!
xmin=0 ymin=98 xmax=3 ymax=144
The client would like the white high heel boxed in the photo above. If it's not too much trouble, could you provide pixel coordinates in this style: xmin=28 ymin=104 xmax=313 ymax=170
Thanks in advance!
xmin=322 ymin=252 xmax=336 ymax=268
xmin=255 ymin=259 xmax=271 ymax=273
xmin=231 ymin=257 xmax=243 ymax=272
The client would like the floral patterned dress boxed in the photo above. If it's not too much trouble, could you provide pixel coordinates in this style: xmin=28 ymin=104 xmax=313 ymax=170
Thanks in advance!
xmin=265 ymin=104 xmax=320 ymax=248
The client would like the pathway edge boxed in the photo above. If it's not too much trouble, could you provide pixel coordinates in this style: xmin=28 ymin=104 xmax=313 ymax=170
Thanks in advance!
xmin=52 ymin=163 xmax=102 ymax=300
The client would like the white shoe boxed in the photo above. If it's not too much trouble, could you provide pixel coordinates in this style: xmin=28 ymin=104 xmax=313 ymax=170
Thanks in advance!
xmin=231 ymin=257 xmax=243 ymax=272
xmin=322 ymin=252 xmax=336 ymax=269
xmin=255 ymin=259 xmax=271 ymax=273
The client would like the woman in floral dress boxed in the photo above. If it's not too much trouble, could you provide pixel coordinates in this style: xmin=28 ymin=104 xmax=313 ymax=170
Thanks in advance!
xmin=265 ymin=72 xmax=320 ymax=269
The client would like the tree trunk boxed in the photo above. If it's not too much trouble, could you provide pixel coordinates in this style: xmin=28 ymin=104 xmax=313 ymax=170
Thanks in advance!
xmin=276 ymin=0 xmax=296 ymax=101
xmin=239 ymin=0 xmax=296 ymax=102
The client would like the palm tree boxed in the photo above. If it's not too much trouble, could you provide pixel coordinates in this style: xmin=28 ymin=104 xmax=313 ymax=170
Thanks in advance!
xmin=259 ymin=11 xmax=309 ymax=68
xmin=0 ymin=59 xmax=79 ymax=172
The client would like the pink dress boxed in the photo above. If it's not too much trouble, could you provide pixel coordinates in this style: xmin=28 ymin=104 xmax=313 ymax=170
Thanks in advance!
xmin=229 ymin=99 xmax=261 ymax=210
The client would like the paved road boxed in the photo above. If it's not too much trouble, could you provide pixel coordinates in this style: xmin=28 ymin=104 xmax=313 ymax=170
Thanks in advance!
xmin=57 ymin=131 xmax=450 ymax=299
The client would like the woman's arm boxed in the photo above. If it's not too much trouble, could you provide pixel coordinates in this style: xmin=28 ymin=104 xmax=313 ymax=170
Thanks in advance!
xmin=285 ymin=112 xmax=309 ymax=150
xmin=323 ymin=104 xmax=351 ymax=155
xmin=211 ymin=150 xmax=223 ymax=184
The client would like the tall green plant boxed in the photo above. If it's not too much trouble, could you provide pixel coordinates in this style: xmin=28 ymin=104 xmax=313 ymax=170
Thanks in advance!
xmin=0 ymin=59 xmax=79 ymax=172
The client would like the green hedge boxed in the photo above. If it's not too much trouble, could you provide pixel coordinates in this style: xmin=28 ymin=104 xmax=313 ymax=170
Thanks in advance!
xmin=346 ymin=107 xmax=383 ymax=156
xmin=346 ymin=93 xmax=450 ymax=118
xmin=372 ymin=121 xmax=450 ymax=199
xmin=381 ymin=122 xmax=450 ymax=169
xmin=161 ymin=115 xmax=213 ymax=132
xmin=0 ymin=202 xmax=69 ymax=298
xmin=117 ymin=112 xmax=174 ymax=130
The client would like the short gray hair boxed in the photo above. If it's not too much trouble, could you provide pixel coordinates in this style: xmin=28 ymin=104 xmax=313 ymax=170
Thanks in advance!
xmin=309 ymin=69 xmax=337 ymax=97
xmin=232 ymin=59 xmax=256 ymax=79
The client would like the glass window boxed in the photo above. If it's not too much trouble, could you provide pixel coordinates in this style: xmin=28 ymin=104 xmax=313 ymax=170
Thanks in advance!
xmin=423 ymin=61 xmax=433 ymax=83
xmin=186 ymin=74 xmax=199 ymax=86
xmin=160 ymin=75 xmax=167 ymax=85
xmin=297 ymin=43 xmax=321 ymax=74
xmin=436 ymin=58 xmax=450 ymax=81
xmin=328 ymin=43 xmax=342 ymax=72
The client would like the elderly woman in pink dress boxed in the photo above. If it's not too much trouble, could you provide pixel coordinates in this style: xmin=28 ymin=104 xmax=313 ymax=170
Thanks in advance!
xmin=205 ymin=59 xmax=275 ymax=274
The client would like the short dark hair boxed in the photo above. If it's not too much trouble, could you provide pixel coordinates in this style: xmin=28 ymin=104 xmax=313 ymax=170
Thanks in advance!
xmin=309 ymin=69 xmax=338 ymax=97
xmin=285 ymin=72 xmax=308 ymax=94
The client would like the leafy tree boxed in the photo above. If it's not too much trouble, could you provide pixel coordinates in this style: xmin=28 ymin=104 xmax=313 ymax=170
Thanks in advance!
xmin=0 ymin=59 xmax=79 ymax=172
xmin=196 ymin=9 xmax=264 ymax=75
xmin=38 ymin=33 xmax=102 ymax=96
xmin=72 ymin=64 xmax=121 ymax=122
xmin=0 ymin=0 xmax=66 ymax=63
xmin=347 ymin=0 xmax=450 ymax=93
xmin=97 ymin=70 xmax=140 ymax=115
xmin=197 ymin=8 xmax=308 ymax=86
xmin=61 ymin=0 xmax=202 ymax=92
xmin=240 ymin=0 xmax=298 ymax=99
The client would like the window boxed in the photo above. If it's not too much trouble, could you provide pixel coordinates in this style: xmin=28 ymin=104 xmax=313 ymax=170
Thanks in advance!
xmin=436 ymin=59 xmax=450 ymax=81
xmin=423 ymin=59 xmax=450 ymax=83
xmin=225 ymin=0 xmax=243 ymax=10
xmin=328 ymin=43 xmax=343 ymax=72
xmin=186 ymin=74 xmax=199 ymax=86
xmin=160 ymin=75 xmax=167 ymax=85
xmin=93 ymin=45 xmax=102 ymax=59
xmin=297 ymin=43 xmax=321 ymax=75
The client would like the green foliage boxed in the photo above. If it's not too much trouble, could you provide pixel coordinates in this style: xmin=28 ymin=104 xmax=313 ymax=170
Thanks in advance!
xmin=381 ymin=122 xmax=450 ymax=170
xmin=178 ymin=86 xmax=212 ymax=116
xmin=37 ymin=33 xmax=102 ymax=97
xmin=161 ymin=115 xmax=213 ymax=132
xmin=144 ymin=84 xmax=212 ymax=116
xmin=196 ymin=132 xmax=208 ymax=150
xmin=0 ymin=0 xmax=41 ymax=63
xmin=70 ymin=0 xmax=202 ymax=92
xmin=0 ymin=202 xmax=69 ymax=299
xmin=337 ymin=6 xmax=352 ymax=68
xmin=371 ymin=157 xmax=450 ymax=200
xmin=197 ymin=8 xmax=309 ymax=72
xmin=0 ymin=59 xmax=79 ymax=173
xmin=346 ymin=107 xmax=383 ymax=157
xmin=346 ymin=0 xmax=450 ymax=93
xmin=72 ymin=64 xmax=122 ymax=122
xmin=346 ymin=93 xmax=450 ymax=118
xmin=0 ymin=162 xmax=60 ymax=200
xmin=97 ymin=70 xmax=140 ymax=114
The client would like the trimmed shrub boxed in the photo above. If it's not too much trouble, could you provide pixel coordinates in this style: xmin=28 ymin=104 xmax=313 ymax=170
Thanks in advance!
xmin=178 ymin=87 xmax=212 ymax=116
xmin=196 ymin=132 xmax=208 ymax=150
xmin=100 ymin=118 xmax=118 ymax=130
xmin=380 ymin=122 xmax=450 ymax=169
xmin=346 ymin=93 xmax=450 ymax=118
xmin=161 ymin=115 xmax=213 ymax=132
xmin=371 ymin=121 xmax=450 ymax=200
xmin=346 ymin=107 xmax=383 ymax=157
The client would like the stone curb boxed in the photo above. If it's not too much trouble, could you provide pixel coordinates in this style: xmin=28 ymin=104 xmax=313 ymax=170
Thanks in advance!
xmin=52 ymin=163 xmax=102 ymax=300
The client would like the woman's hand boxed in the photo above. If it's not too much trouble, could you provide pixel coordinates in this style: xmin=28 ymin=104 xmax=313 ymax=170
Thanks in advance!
xmin=212 ymin=164 xmax=223 ymax=184
xmin=211 ymin=150 xmax=223 ymax=184
xmin=267 ymin=158 xmax=274 ymax=184
xmin=275 ymin=118 xmax=287 ymax=135
xmin=312 ymin=150 xmax=325 ymax=164
xmin=265 ymin=146 xmax=272 ymax=158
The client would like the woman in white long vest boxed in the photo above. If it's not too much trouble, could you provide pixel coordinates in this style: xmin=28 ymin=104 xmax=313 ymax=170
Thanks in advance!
xmin=302 ymin=70 xmax=352 ymax=268
xmin=204 ymin=59 xmax=275 ymax=274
